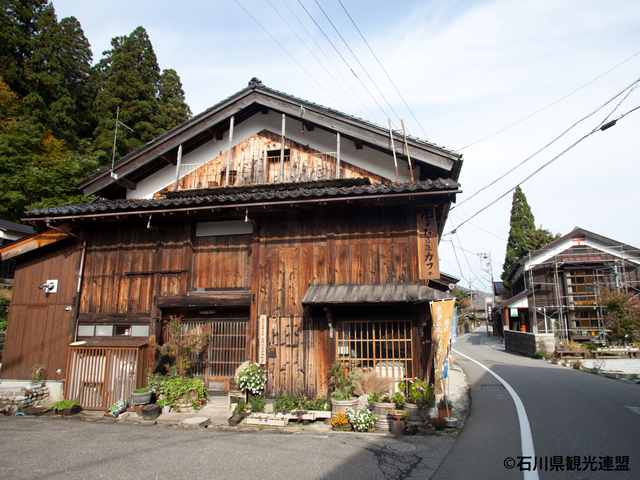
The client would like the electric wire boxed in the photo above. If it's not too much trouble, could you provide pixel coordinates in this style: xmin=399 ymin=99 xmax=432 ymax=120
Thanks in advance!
xmin=235 ymin=0 xmax=343 ymax=112
xmin=456 ymin=50 xmax=640 ymax=151
xmin=446 ymin=102 xmax=640 ymax=235
xmin=313 ymin=0 xmax=403 ymax=128
xmin=266 ymin=0 xmax=364 ymax=118
xmin=452 ymin=75 xmax=640 ymax=210
xmin=296 ymin=0 xmax=381 ymax=124
xmin=338 ymin=0 xmax=431 ymax=142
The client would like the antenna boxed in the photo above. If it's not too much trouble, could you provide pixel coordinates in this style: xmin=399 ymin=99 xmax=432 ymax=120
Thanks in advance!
xmin=110 ymin=106 xmax=134 ymax=179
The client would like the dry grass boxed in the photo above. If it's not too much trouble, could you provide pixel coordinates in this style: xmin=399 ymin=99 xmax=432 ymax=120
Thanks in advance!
xmin=0 ymin=287 xmax=11 ymax=302
xmin=353 ymin=370 xmax=393 ymax=396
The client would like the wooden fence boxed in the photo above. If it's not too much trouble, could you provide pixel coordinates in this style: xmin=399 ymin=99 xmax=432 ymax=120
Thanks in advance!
xmin=64 ymin=346 xmax=149 ymax=410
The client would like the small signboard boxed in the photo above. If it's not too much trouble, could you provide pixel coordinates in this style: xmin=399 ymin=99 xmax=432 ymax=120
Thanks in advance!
xmin=510 ymin=308 xmax=518 ymax=317
xmin=259 ymin=314 xmax=267 ymax=364
xmin=417 ymin=205 xmax=440 ymax=281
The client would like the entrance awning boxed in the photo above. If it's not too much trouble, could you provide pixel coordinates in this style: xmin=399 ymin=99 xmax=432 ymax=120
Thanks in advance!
xmin=302 ymin=284 xmax=448 ymax=305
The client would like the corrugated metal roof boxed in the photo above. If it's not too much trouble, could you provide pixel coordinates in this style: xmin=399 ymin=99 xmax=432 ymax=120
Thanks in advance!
xmin=302 ymin=284 xmax=449 ymax=305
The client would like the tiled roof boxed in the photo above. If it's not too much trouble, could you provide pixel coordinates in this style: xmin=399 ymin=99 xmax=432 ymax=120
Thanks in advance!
xmin=24 ymin=179 xmax=460 ymax=219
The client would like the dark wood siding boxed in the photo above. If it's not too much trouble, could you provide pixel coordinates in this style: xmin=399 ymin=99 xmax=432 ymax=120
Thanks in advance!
xmin=2 ymin=239 xmax=81 ymax=380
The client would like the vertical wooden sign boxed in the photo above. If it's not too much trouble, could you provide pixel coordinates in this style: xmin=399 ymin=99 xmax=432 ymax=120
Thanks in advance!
xmin=259 ymin=314 xmax=267 ymax=365
xmin=417 ymin=206 xmax=440 ymax=281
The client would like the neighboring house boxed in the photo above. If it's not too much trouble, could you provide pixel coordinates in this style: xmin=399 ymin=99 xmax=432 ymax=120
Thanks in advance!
xmin=498 ymin=227 xmax=640 ymax=342
xmin=0 ymin=79 xmax=463 ymax=408
xmin=0 ymin=219 xmax=34 ymax=281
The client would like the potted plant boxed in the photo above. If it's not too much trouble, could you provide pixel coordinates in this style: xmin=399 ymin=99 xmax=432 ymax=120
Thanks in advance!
xmin=164 ymin=377 xmax=207 ymax=412
xmin=437 ymin=396 xmax=453 ymax=420
xmin=237 ymin=363 xmax=265 ymax=397
xmin=328 ymin=360 xmax=361 ymax=413
xmin=572 ymin=360 xmax=582 ymax=370
xmin=229 ymin=398 xmax=248 ymax=426
xmin=157 ymin=398 xmax=171 ymax=413
xmin=398 ymin=380 xmax=434 ymax=424
xmin=430 ymin=416 xmax=446 ymax=430
xmin=131 ymin=387 xmax=153 ymax=406
xmin=330 ymin=410 xmax=351 ymax=431
xmin=52 ymin=399 xmax=81 ymax=416
xmin=141 ymin=404 xmax=160 ymax=421
xmin=345 ymin=407 xmax=377 ymax=432
xmin=371 ymin=391 xmax=398 ymax=432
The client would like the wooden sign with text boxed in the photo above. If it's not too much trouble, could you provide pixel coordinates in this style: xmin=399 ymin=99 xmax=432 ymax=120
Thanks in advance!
xmin=259 ymin=314 xmax=267 ymax=365
xmin=417 ymin=206 xmax=440 ymax=281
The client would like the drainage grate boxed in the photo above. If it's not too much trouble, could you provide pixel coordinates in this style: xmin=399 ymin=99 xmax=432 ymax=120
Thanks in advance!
xmin=481 ymin=385 xmax=506 ymax=391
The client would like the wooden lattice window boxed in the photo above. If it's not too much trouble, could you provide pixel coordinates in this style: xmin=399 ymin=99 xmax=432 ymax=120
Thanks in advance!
xmin=182 ymin=320 xmax=247 ymax=377
xmin=336 ymin=320 xmax=413 ymax=382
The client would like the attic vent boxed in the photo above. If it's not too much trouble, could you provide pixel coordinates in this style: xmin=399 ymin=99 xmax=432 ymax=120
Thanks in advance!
xmin=267 ymin=149 xmax=290 ymax=161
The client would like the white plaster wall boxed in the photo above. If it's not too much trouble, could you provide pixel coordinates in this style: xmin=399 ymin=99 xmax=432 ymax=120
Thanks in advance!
xmin=127 ymin=110 xmax=411 ymax=200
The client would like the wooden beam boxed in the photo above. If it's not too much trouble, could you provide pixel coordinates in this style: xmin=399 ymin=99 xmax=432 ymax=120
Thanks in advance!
xmin=354 ymin=138 xmax=363 ymax=150
xmin=303 ymin=121 xmax=314 ymax=132
xmin=157 ymin=294 xmax=251 ymax=308
xmin=113 ymin=176 xmax=137 ymax=191
xmin=161 ymin=152 xmax=176 ymax=165
xmin=0 ymin=223 xmax=73 ymax=261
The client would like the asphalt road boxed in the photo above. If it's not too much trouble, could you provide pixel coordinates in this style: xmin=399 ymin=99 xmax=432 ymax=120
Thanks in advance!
xmin=0 ymin=416 xmax=458 ymax=480
xmin=434 ymin=330 xmax=640 ymax=480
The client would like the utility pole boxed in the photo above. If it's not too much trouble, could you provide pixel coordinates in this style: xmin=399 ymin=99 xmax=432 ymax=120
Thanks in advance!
xmin=479 ymin=253 xmax=496 ymax=336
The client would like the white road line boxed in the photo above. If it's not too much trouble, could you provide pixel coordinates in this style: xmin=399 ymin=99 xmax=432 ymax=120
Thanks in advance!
xmin=453 ymin=348 xmax=539 ymax=480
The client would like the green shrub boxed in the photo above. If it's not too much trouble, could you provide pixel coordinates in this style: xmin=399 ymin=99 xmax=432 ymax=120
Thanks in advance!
xmin=52 ymin=399 xmax=79 ymax=411
xmin=163 ymin=377 xmax=207 ymax=411
xmin=248 ymin=395 xmax=265 ymax=413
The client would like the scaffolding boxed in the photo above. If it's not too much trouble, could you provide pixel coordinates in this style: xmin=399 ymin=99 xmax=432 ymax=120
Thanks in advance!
xmin=524 ymin=244 xmax=640 ymax=344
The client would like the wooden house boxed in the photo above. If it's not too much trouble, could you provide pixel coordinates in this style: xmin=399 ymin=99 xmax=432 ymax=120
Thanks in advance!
xmin=498 ymin=227 xmax=640 ymax=341
xmin=0 ymin=79 xmax=463 ymax=408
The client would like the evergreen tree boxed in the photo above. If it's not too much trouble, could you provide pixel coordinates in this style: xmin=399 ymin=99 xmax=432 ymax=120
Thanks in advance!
xmin=92 ymin=26 xmax=162 ymax=161
xmin=92 ymin=27 xmax=191 ymax=163
xmin=158 ymin=68 xmax=192 ymax=131
xmin=501 ymin=186 xmax=559 ymax=294
xmin=0 ymin=0 xmax=48 ymax=98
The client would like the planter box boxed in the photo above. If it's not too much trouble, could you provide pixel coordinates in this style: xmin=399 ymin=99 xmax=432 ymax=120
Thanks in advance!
xmin=310 ymin=410 xmax=332 ymax=419
xmin=590 ymin=369 xmax=602 ymax=374
xmin=55 ymin=405 xmax=82 ymax=416
xmin=604 ymin=372 xmax=620 ymax=379
xmin=284 ymin=412 xmax=316 ymax=421
xmin=246 ymin=415 xmax=289 ymax=427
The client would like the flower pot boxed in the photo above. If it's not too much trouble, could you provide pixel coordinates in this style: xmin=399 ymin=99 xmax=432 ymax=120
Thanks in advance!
xmin=332 ymin=424 xmax=352 ymax=432
xmin=444 ymin=417 xmax=458 ymax=428
xmin=438 ymin=408 xmax=450 ymax=420
xmin=141 ymin=404 xmax=160 ymax=421
xmin=162 ymin=405 xmax=171 ymax=414
xmin=331 ymin=398 xmax=359 ymax=415
xmin=372 ymin=402 xmax=396 ymax=432
xmin=403 ymin=403 xmax=422 ymax=424
xmin=131 ymin=391 xmax=153 ymax=406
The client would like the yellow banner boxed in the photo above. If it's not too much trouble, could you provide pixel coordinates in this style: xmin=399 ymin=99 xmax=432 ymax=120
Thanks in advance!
xmin=431 ymin=299 xmax=455 ymax=396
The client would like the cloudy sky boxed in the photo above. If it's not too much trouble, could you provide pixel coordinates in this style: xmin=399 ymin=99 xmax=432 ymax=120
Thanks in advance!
xmin=52 ymin=0 xmax=640 ymax=292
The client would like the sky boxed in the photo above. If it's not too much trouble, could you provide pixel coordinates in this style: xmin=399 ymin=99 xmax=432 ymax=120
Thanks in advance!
xmin=50 ymin=0 xmax=640 ymax=292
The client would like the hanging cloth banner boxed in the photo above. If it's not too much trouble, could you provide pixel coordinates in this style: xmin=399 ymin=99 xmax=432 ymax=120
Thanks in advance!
xmin=451 ymin=307 xmax=458 ymax=344
xmin=430 ymin=299 xmax=456 ymax=396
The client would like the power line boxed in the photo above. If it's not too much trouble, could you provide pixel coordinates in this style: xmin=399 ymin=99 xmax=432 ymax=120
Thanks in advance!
xmin=271 ymin=0 xmax=369 ymax=120
xmin=234 ymin=0 xmax=343 ymax=111
xmin=453 ymin=75 xmax=640 ymax=210
xmin=338 ymin=0 xmax=430 ymax=142
xmin=447 ymin=102 xmax=640 ymax=234
xmin=456 ymin=50 xmax=640 ymax=151
xmin=312 ymin=0 xmax=403 ymax=128
xmin=296 ymin=0 xmax=380 ymax=124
